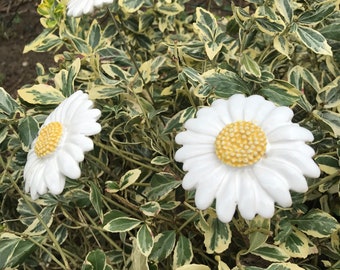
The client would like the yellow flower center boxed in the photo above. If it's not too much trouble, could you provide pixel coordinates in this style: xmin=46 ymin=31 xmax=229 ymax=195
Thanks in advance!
xmin=34 ymin=122 xmax=63 ymax=158
xmin=215 ymin=121 xmax=267 ymax=167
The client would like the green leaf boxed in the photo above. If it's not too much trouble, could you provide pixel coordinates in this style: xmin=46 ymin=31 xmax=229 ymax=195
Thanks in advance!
xmin=119 ymin=169 xmax=141 ymax=191
xmin=274 ymin=0 xmax=292 ymax=23
xmin=149 ymin=230 xmax=176 ymax=262
xmin=313 ymin=110 xmax=340 ymax=137
xmin=255 ymin=18 xmax=285 ymax=35
xmin=147 ymin=173 xmax=181 ymax=200
xmin=292 ymin=209 xmax=340 ymax=238
xmin=317 ymin=77 xmax=340 ymax=109
xmin=18 ymin=84 xmax=65 ymax=105
xmin=163 ymin=106 xmax=196 ymax=134
xmin=156 ymin=1 xmax=184 ymax=16
xmin=279 ymin=229 xmax=310 ymax=258
xmin=82 ymin=249 xmax=112 ymax=270
xmin=24 ymin=206 xmax=56 ymax=235
xmin=151 ymin=156 xmax=171 ymax=165
xmin=204 ymin=70 xmax=250 ymax=98
xmin=273 ymin=35 xmax=291 ymax=58
xmin=54 ymin=58 xmax=81 ymax=97
xmin=266 ymin=262 xmax=304 ymax=270
xmin=320 ymin=23 xmax=340 ymax=41
xmin=90 ymin=182 xmax=103 ymax=222
xmin=140 ymin=201 xmax=161 ymax=217
xmin=119 ymin=0 xmax=144 ymax=13
xmin=173 ymin=235 xmax=194 ymax=268
xmin=0 ymin=233 xmax=41 ymax=268
xmin=251 ymin=244 xmax=290 ymax=262
xmin=18 ymin=116 xmax=39 ymax=150
xmin=137 ymin=224 xmax=154 ymax=257
xmin=298 ymin=4 xmax=335 ymax=25
xmin=295 ymin=25 xmax=333 ymax=56
xmin=197 ymin=213 xmax=231 ymax=254
xmin=103 ymin=217 xmax=141 ymax=233
xmin=175 ymin=265 xmax=211 ymax=270
xmin=240 ymin=54 xmax=261 ymax=78
xmin=23 ymin=29 xmax=62 ymax=53
xmin=87 ymin=20 xmax=102 ymax=50
xmin=248 ymin=216 xmax=270 ymax=252
xmin=0 ymin=87 xmax=19 ymax=117
xmin=315 ymin=155 xmax=339 ymax=175
xmin=194 ymin=7 xmax=224 ymax=60
xmin=259 ymin=80 xmax=301 ymax=106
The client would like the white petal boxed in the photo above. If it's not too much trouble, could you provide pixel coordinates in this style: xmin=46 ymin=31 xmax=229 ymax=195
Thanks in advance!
xmin=268 ymin=149 xmax=320 ymax=178
xmin=269 ymin=141 xmax=316 ymax=157
xmin=175 ymin=130 xmax=215 ymax=145
xmin=196 ymin=107 xmax=225 ymax=127
xmin=175 ymin=144 xmax=215 ymax=161
xmin=63 ymin=143 xmax=85 ymax=162
xmin=180 ymin=153 xmax=221 ymax=171
xmin=43 ymin=159 xmax=65 ymax=195
xmin=252 ymin=99 xmax=276 ymax=125
xmin=237 ymin=170 xmax=257 ymax=220
xmin=267 ymin=124 xmax=314 ymax=142
xmin=184 ymin=118 xmax=221 ymax=137
xmin=68 ymin=134 xmax=94 ymax=152
xmin=243 ymin=95 xmax=267 ymax=121
xmin=227 ymin=94 xmax=246 ymax=121
xmin=253 ymin=164 xmax=292 ymax=207
xmin=260 ymin=158 xmax=308 ymax=192
xmin=193 ymin=165 xmax=228 ymax=210
xmin=261 ymin=106 xmax=293 ymax=133
xmin=70 ymin=122 xmax=102 ymax=136
xmin=57 ymin=151 xmax=81 ymax=179
xmin=215 ymin=170 xmax=239 ymax=223
xmin=211 ymin=99 xmax=233 ymax=125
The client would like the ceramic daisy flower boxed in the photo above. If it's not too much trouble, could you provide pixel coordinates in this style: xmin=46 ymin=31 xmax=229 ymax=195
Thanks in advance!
xmin=24 ymin=91 xmax=101 ymax=200
xmin=175 ymin=94 xmax=320 ymax=222
xmin=67 ymin=0 xmax=113 ymax=17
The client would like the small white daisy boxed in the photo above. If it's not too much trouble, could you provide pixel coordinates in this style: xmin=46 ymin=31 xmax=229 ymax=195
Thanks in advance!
xmin=175 ymin=94 xmax=320 ymax=222
xmin=67 ymin=0 xmax=113 ymax=17
xmin=24 ymin=91 xmax=101 ymax=200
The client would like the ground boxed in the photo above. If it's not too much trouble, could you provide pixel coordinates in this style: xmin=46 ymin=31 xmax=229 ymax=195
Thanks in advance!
xmin=0 ymin=0 xmax=54 ymax=97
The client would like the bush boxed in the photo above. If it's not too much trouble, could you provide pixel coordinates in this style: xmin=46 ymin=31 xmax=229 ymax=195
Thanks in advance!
xmin=0 ymin=0 xmax=339 ymax=269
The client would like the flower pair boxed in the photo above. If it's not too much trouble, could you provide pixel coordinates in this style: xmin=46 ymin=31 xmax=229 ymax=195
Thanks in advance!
xmin=24 ymin=92 xmax=319 ymax=223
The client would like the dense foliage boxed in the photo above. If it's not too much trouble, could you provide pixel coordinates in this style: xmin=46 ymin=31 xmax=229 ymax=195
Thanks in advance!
xmin=0 ymin=0 xmax=340 ymax=269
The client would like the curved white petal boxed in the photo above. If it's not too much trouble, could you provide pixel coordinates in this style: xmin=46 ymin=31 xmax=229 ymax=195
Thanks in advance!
xmin=243 ymin=95 xmax=267 ymax=121
xmin=252 ymin=99 xmax=276 ymax=125
xmin=43 ymin=158 xmax=65 ymax=195
xmin=174 ymin=144 xmax=215 ymax=161
xmin=268 ymin=149 xmax=320 ymax=178
xmin=267 ymin=124 xmax=314 ymax=142
xmin=57 ymin=150 xmax=81 ymax=179
xmin=227 ymin=94 xmax=246 ymax=121
xmin=63 ymin=142 xmax=85 ymax=162
xmin=175 ymin=130 xmax=215 ymax=145
xmin=194 ymin=165 xmax=227 ymax=210
xmin=211 ymin=99 xmax=233 ymax=125
xmin=184 ymin=118 xmax=221 ymax=137
xmin=261 ymin=106 xmax=294 ymax=133
xmin=215 ymin=170 xmax=239 ymax=222
xmin=67 ymin=0 xmax=113 ymax=16
xmin=260 ymin=158 xmax=308 ymax=192
xmin=253 ymin=164 xmax=292 ymax=207
xmin=180 ymin=153 xmax=221 ymax=171
xmin=237 ymin=169 xmax=257 ymax=220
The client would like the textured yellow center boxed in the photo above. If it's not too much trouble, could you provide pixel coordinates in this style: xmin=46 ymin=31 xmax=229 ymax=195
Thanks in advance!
xmin=34 ymin=122 xmax=63 ymax=158
xmin=215 ymin=121 xmax=267 ymax=167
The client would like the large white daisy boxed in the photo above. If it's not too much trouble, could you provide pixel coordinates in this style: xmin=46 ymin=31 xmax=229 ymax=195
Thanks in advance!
xmin=24 ymin=91 xmax=101 ymax=200
xmin=67 ymin=0 xmax=113 ymax=17
xmin=175 ymin=94 xmax=320 ymax=222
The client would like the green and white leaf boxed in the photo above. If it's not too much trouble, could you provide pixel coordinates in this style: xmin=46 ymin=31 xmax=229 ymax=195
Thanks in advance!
xmin=240 ymin=54 xmax=261 ymax=78
xmin=149 ymin=230 xmax=176 ymax=263
xmin=119 ymin=0 xmax=144 ymax=13
xmin=140 ymin=201 xmax=161 ymax=217
xmin=279 ymin=229 xmax=310 ymax=258
xmin=251 ymin=244 xmax=290 ymax=262
xmin=18 ymin=116 xmax=39 ymax=150
xmin=137 ymin=224 xmax=154 ymax=257
xmin=18 ymin=84 xmax=65 ymax=105
xmin=90 ymin=182 xmax=103 ymax=222
xmin=295 ymin=25 xmax=333 ymax=56
xmin=292 ymin=209 xmax=340 ymax=238
xmin=82 ymin=249 xmax=113 ymax=270
xmin=0 ymin=87 xmax=19 ymax=117
xmin=103 ymin=217 xmax=141 ymax=233
xmin=173 ymin=235 xmax=194 ymax=269
xmin=313 ymin=110 xmax=340 ymax=137
xmin=274 ymin=0 xmax=293 ymax=23
xmin=274 ymin=35 xmax=291 ymax=58
xmin=267 ymin=262 xmax=304 ymax=270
